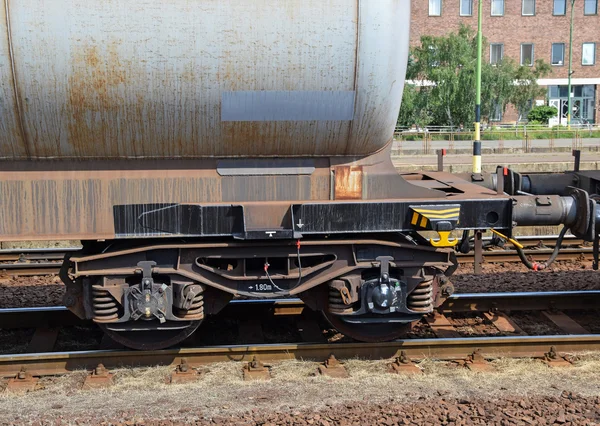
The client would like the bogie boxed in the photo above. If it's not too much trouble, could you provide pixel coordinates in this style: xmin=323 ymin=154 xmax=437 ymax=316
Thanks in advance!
xmin=62 ymin=237 xmax=454 ymax=349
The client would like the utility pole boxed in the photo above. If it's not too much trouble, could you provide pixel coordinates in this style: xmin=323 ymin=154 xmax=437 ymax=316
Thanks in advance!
xmin=567 ymin=0 xmax=575 ymax=129
xmin=472 ymin=0 xmax=483 ymax=180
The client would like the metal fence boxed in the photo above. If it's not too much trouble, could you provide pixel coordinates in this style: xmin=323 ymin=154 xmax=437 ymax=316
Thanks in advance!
xmin=395 ymin=123 xmax=599 ymax=135
xmin=393 ymin=125 xmax=600 ymax=155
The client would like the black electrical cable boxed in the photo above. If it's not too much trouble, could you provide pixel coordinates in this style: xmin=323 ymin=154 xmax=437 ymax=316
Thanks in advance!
xmin=515 ymin=225 xmax=569 ymax=271
xmin=593 ymin=233 xmax=599 ymax=271
xmin=589 ymin=195 xmax=600 ymax=270
xmin=263 ymin=240 xmax=303 ymax=291
xmin=458 ymin=230 xmax=471 ymax=254
xmin=295 ymin=240 xmax=303 ymax=286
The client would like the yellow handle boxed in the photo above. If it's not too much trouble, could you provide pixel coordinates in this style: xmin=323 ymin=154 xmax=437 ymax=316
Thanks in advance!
xmin=430 ymin=231 xmax=459 ymax=247
xmin=490 ymin=229 xmax=524 ymax=249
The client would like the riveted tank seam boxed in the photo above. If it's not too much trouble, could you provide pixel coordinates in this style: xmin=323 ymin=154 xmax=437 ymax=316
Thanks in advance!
xmin=3 ymin=0 xmax=29 ymax=157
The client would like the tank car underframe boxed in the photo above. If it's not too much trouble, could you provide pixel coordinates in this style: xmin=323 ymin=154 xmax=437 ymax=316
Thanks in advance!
xmin=62 ymin=237 xmax=455 ymax=348
xmin=55 ymin=169 xmax=600 ymax=349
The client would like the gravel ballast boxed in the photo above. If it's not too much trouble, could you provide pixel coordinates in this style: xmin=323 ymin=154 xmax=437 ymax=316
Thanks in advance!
xmin=2 ymin=357 xmax=600 ymax=425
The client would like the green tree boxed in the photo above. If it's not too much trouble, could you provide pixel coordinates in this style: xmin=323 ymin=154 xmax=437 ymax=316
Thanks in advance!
xmin=510 ymin=59 xmax=552 ymax=121
xmin=407 ymin=26 xmax=477 ymax=128
xmin=527 ymin=105 xmax=558 ymax=124
xmin=401 ymin=25 xmax=551 ymax=127
xmin=397 ymin=83 xmax=432 ymax=128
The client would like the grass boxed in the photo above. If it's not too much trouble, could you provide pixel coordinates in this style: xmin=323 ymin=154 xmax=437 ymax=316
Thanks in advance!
xmin=3 ymin=355 xmax=600 ymax=422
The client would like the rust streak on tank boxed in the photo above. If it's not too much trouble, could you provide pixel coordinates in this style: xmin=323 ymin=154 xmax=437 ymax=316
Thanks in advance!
xmin=67 ymin=42 xmax=131 ymax=157
xmin=334 ymin=165 xmax=363 ymax=200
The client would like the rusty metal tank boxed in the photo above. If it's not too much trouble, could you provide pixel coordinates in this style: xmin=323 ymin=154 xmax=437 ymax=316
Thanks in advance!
xmin=0 ymin=0 xmax=410 ymax=159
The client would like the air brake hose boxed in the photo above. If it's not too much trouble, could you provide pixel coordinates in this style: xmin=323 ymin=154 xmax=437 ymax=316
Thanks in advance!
xmin=458 ymin=230 xmax=471 ymax=254
xmin=506 ymin=225 xmax=569 ymax=271
xmin=593 ymin=232 xmax=599 ymax=271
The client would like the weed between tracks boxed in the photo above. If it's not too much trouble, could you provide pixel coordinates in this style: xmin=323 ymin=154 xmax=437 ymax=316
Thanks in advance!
xmin=2 ymin=355 xmax=600 ymax=422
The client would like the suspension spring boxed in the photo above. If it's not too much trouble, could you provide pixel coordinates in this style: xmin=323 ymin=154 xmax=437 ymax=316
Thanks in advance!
xmin=328 ymin=283 xmax=353 ymax=314
xmin=91 ymin=285 xmax=119 ymax=322
xmin=406 ymin=280 xmax=433 ymax=313
xmin=174 ymin=286 xmax=205 ymax=320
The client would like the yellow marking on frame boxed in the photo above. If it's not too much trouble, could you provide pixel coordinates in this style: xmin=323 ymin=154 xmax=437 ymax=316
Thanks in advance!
xmin=411 ymin=213 xmax=419 ymax=225
xmin=420 ymin=217 xmax=428 ymax=228
xmin=413 ymin=207 xmax=460 ymax=215
xmin=418 ymin=213 xmax=460 ymax=219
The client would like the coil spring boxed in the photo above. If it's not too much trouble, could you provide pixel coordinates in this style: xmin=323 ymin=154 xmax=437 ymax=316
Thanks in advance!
xmin=91 ymin=285 xmax=118 ymax=321
xmin=406 ymin=280 xmax=433 ymax=313
xmin=328 ymin=284 xmax=353 ymax=314
xmin=175 ymin=287 xmax=204 ymax=320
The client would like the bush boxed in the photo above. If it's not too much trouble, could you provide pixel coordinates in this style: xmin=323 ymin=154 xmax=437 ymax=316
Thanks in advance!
xmin=527 ymin=106 xmax=558 ymax=124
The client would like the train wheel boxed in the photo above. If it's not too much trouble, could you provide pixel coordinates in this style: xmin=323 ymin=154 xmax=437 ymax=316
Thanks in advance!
xmin=98 ymin=320 xmax=202 ymax=350
xmin=322 ymin=311 xmax=413 ymax=342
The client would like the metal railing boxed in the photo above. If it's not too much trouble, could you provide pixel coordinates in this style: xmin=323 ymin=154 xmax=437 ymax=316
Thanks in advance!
xmin=394 ymin=125 xmax=599 ymax=154
xmin=395 ymin=123 xmax=599 ymax=135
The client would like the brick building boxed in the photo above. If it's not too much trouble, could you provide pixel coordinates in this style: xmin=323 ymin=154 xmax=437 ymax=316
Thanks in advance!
xmin=411 ymin=0 xmax=599 ymax=124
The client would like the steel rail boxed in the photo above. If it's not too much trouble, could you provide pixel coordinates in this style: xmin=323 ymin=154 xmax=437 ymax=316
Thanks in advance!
xmin=0 ymin=246 xmax=592 ymax=276
xmin=1 ymin=334 xmax=599 ymax=377
xmin=500 ymin=234 xmax=584 ymax=245
xmin=0 ymin=247 xmax=79 ymax=262
xmin=0 ymin=235 xmax=591 ymax=277
xmin=456 ymin=247 xmax=593 ymax=263
xmin=2 ymin=291 xmax=599 ymax=329
xmin=0 ymin=262 xmax=62 ymax=276
xmin=0 ymin=234 xmax=580 ymax=258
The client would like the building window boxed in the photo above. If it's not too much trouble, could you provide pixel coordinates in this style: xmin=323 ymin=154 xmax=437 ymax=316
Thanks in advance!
xmin=582 ymin=43 xmax=596 ymax=65
xmin=490 ymin=103 xmax=503 ymax=122
xmin=521 ymin=43 xmax=534 ymax=66
xmin=584 ymin=0 xmax=598 ymax=15
xmin=519 ymin=99 xmax=534 ymax=122
xmin=522 ymin=0 xmax=535 ymax=15
xmin=460 ymin=0 xmax=473 ymax=16
xmin=551 ymin=43 xmax=565 ymax=65
xmin=490 ymin=44 xmax=504 ymax=64
xmin=491 ymin=0 xmax=504 ymax=16
xmin=554 ymin=0 xmax=566 ymax=15
xmin=429 ymin=0 xmax=442 ymax=16
xmin=548 ymin=85 xmax=597 ymax=124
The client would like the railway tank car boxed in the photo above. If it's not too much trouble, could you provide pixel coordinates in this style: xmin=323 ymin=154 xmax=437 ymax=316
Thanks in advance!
xmin=1 ymin=0 xmax=598 ymax=350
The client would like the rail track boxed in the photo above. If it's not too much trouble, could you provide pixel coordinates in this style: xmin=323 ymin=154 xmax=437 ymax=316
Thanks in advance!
xmin=1 ymin=291 xmax=599 ymax=380
xmin=0 ymin=235 xmax=591 ymax=277
xmin=0 ymin=238 xmax=597 ymax=384
xmin=2 ymin=291 xmax=599 ymax=329
xmin=1 ymin=335 xmax=598 ymax=379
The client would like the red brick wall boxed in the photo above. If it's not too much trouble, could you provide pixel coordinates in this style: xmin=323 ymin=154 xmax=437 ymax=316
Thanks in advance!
xmin=410 ymin=0 xmax=600 ymax=79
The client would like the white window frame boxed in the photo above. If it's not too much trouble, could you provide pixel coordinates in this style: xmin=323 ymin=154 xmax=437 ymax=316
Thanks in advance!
xmin=491 ymin=0 xmax=505 ymax=16
xmin=521 ymin=43 xmax=534 ymax=66
xmin=490 ymin=43 xmax=504 ymax=65
xmin=490 ymin=102 xmax=503 ymax=122
xmin=582 ymin=42 xmax=596 ymax=65
xmin=522 ymin=0 xmax=536 ymax=16
xmin=459 ymin=0 xmax=473 ymax=16
xmin=553 ymin=0 xmax=567 ymax=15
xmin=429 ymin=0 xmax=442 ymax=16
xmin=551 ymin=43 xmax=565 ymax=66
xmin=584 ymin=0 xmax=598 ymax=15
